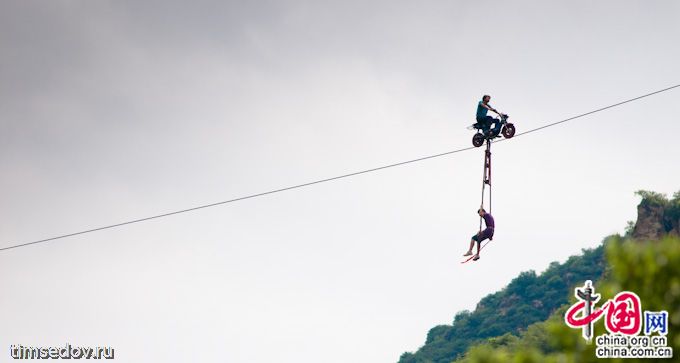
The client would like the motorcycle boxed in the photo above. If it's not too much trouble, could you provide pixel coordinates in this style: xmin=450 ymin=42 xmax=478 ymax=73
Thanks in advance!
xmin=468 ymin=114 xmax=516 ymax=147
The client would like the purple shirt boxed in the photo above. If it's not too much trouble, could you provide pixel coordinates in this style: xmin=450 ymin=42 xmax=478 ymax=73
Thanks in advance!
xmin=483 ymin=213 xmax=495 ymax=228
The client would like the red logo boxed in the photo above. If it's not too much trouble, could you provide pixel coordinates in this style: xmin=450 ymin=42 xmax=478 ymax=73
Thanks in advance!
xmin=565 ymin=281 xmax=642 ymax=342
xmin=604 ymin=292 xmax=642 ymax=335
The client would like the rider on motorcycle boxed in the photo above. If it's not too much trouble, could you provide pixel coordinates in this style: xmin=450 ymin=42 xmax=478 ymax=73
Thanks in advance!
xmin=476 ymin=95 xmax=503 ymax=137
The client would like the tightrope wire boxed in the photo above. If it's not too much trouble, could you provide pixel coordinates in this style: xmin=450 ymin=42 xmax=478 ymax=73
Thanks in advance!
xmin=2 ymin=84 xmax=678 ymax=252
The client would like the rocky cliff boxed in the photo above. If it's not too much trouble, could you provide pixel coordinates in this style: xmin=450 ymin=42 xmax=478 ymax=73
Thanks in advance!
xmin=631 ymin=190 xmax=680 ymax=240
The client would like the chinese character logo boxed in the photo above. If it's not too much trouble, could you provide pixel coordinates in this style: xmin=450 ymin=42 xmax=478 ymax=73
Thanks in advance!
xmin=604 ymin=291 xmax=642 ymax=335
xmin=565 ymin=280 xmax=602 ymax=342
xmin=644 ymin=311 xmax=668 ymax=335
xmin=564 ymin=281 xmax=643 ymax=342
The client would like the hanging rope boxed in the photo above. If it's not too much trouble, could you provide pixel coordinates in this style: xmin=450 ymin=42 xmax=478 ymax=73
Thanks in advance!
xmin=479 ymin=140 xmax=492 ymax=231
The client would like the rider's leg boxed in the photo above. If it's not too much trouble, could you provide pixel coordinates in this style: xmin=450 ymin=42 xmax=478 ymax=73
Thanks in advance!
xmin=475 ymin=118 xmax=488 ymax=132
xmin=481 ymin=117 xmax=493 ymax=136
xmin=491 ymin=119 xmax=502 ymax=136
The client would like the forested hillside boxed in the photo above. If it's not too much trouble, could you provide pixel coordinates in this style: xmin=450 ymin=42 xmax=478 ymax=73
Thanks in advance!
xmin=398 ymin=241 xmax=606 ymax=363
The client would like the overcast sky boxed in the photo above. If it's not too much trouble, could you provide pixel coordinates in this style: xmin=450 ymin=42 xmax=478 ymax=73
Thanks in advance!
xmin=1 ymin=1 xmax=679 ymax=362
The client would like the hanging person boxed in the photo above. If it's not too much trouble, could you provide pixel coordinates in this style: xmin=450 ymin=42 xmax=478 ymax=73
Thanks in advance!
xmin=463 ymin=208 xmax=495 ymax=261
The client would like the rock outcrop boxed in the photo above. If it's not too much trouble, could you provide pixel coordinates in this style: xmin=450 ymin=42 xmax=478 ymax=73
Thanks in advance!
xmin=631 ymin=191 xmax=680 ymax=240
